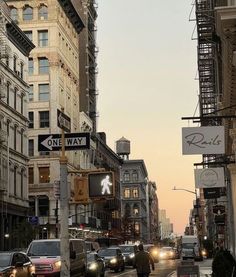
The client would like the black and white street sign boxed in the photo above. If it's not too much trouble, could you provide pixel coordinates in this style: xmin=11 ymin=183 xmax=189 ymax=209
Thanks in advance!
xmin=38 ymin=133 xmax=90 ymax=151
xmin=57 ymin=109 xmax=71 ymax=133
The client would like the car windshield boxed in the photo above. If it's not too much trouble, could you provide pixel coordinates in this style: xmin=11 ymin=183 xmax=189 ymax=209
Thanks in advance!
xmin=98 ymin=248 xmax=116 ymax=256
xmin=182 ymin=243 xmax=194 ymax=249
xmin=27 ymin=241 xmax=60 ymax=256
xmin=119 ymin=246 xmax=134 ymax=253
xmin=87 ymin=253 xmax=96 ymax=262
xmin=0 ymin=253 xmax=11 ymax=267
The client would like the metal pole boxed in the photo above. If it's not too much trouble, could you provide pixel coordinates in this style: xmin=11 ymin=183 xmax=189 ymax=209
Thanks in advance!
xmin=60 ymin=126 xmax=70 ymax=277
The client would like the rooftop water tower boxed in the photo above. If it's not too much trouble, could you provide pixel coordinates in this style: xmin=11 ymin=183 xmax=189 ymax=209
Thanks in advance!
xmin=116 ymin=137 xmax=130 ymax=160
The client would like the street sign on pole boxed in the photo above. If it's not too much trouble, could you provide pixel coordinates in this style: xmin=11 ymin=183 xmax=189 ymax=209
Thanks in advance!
xmin=38 ymin=133 xmax=90 ymax=152
xmin=57 ymin=109 xmax=71 ymax=133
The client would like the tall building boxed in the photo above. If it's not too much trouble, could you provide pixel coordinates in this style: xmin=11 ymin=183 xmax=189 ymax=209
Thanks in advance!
xmin=116 ymin=137 xmax=150 ymax=243
xmin=159 ymin=209 xmax=173 ymax=240
xmin=0 ymin=0 xmax=34 ymax=250
xmin=148 ymin=181 xmax=159 ymax=243
xmin=5 ymin=0 xmax=85 ymax=239
xmin=72 ymin=0 xmax=98 ymax=132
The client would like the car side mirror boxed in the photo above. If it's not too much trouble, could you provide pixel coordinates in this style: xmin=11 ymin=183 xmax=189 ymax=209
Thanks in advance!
xmin=15 ymin=262 xmax=24 ymax=267
xmin=70 ymin=250 xmax=76 ymax=259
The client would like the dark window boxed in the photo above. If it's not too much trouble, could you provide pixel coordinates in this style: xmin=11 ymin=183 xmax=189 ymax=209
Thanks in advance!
xmin=39 ymin=84 xmax=49 ymax=101
xmin=6 ymin=82 xmax=10 ymax=105
xmin=28 ymin=112 xmax=34 ymax=128
xmin=23 ymin=6 xmax=33 ymax=21
xmin=5 ymin=55 xmax=9 ymax=67
xmin=124 ymin=172 xmax=130 ymax=182
xmin=14 ymin=87 xmax=17 ymax=110
xmin=38 ymin=196 xmax=49 ymax=216
xmin=21 ymin=94 xmax=24 ymax=114
xmin=132 ymin=171 xmax=138 ymax=181
xmin=29 ymin=167 xmax=34 ymax=184
xmin=28 ymin=58 xmax=33 ymax=75
xmin=21 ymin=169 xmax=24 ymax=197
xmin=39 ymin=57 xmax=49 ymax=74
xmin=39 ymin=5 xmax=48 ymax=20
xmin=20 ymin=130 xmax=24 ymax=153
xmin=14 ymin=166 xmax=17 ymax=195
xmin=24 ymin=31 xmax=32 ymax=41
xmin=39 ymin=111 xmax=49 ymax=128
xmin=38 ymin=30 xmax=48 ymax=47
xmin=14 ymin=125 xmax=17 ymax=150
xmin=39 ymin=167 xmax=50 ymax=183
xmin=20 ymin=62 xmax=24 ymax=79
xmin=28 ymin=139 xmax=34 ymax=156
xmin=13 ymin=56 xmax=17 ymax=72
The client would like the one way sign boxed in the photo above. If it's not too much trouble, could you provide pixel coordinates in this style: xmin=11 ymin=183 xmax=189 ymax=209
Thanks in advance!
xmin=38 ymin=133 xmax=90 ymax=151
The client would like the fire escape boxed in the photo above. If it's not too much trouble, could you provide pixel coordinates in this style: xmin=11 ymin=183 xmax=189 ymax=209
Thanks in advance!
xmin=86 ymin=0 xmax=99 ymax=132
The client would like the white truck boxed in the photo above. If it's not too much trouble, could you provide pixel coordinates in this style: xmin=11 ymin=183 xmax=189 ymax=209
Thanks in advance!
xmin=181 ymin=235 xmax=202 ymax=261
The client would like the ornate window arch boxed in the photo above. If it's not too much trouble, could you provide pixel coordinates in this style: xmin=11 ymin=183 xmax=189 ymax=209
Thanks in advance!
xmin=38 ymin=4 xmax=48 ymax=20
xmin=23 ymin=5 xmax=33 ymax=21
xmin=10 ymin=6 xmax=18 ymax=21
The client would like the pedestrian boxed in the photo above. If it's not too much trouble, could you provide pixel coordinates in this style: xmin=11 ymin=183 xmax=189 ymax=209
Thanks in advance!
xmin=212 ymin=246 xmax=236 ymax=277
xmin=134 ymin=244 xmax=155 ymax=277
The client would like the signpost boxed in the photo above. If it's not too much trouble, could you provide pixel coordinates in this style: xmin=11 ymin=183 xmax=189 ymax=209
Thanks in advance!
xmin=38 ymin=133 xmax=90 ymax=152
xmin=57 ymin=109 xmax=71 ymax=133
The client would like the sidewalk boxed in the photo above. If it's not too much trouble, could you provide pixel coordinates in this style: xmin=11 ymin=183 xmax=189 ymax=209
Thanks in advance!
xmin=167 ymin=259 xmax=212 ymax=277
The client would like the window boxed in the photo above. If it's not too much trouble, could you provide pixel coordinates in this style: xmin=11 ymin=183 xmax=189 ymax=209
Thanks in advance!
xmin=20 ymin=129 xmax=24 ymax=153
xmin=24 ymin=31 xmax=32 ymax=41
xmin=28 ymin=139 xmax=34 ymax=156
xmin=133 ymin=188 xmax=139 ymax=198
xmin=124 ymin=188 xmax=130 ymax=198
xmin=21 ymin=169 xmax=24 ymax=197
xmin=39 ymin=57 xmax=49 ymax=74
xmin=38 ymin=30 xmax=48 ymax=47
xmin=39 ymin=84 xmax=49 ymax=101
xmin=28 ymin=58 xmax=33 ymax=75
xmin=133 ymin=204 xmax=139 ymax=215
xmin=6 ymin=82 xmax=10 ymax=105
xmin=39 ymin=167 xmax=50 ymax=183
xmin=14 ymin=125 xmax=17 ymax=150
xmin=23 ymin=6 xmax=33 ymax=21
xmin=132 ymin=171 xmax=138 ymax=181
xmin=10 ymin=7 xmax=18 ymax=21
xmin=14 ymin=87 xmax=17 ymax=110
xmin=39 ymin=5 xmax=48 ymax=20
xmin=29 ymin=84 xmax=33 ymax=101
xmin=21 ymin=94 xmax=24 ymax=114
xmin=134 ymin=222 xmax=140 ymax=235
xmin=13 ymin=55 xmax=17 ymax=72
xmin=5 ymin=55 xmax=9 ymax=67
xmin=124 ymin=204 xmax=131 ymax=217
xmin=39 ymin=111 xmax=49 ymax=128
xmin=20 ymin=62 xmax=24 ymax=79
xmin=38 ymin=196 xmax=49 ymax=216
xmin=28 ymin=167 xmax=34 ymax=184
xmin=124 ymin=172 xmax=130 ymax=182
xmin=28 ymin=112 xmax=34 ymax=128
xmin=14 ymin=166 xmax=17 ymax=195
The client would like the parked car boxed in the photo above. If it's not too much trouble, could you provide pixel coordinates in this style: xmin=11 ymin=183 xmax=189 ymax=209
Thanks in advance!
xmin=0 ymin=251 xmax=35 ymax=277
xmin=86 ymin=252 xmax=105 ymax=277
xmin=158 ymin=247 xmax=175 ymax=260
xmin=27 ymin=239 xmax=86 ymax=277
xmin=97 ymin=247 xmax=125 ymax=272
xmin=119 ymin=244 xmax=138 ymax=267
xmin=85 ymin=241 xmax=100 ymax=253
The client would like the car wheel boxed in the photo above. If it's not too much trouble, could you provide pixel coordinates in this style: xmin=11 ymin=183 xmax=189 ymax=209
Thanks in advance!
xmin=121 ymin=261 xmax=125 ymax=271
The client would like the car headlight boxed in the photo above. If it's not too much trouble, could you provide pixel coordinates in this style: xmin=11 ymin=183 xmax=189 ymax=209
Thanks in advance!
xmin=159 ymin=252 xmax=166 ymax=258
xmin=88 ymin=262 xmax=98 ymax=271
xmin=170 ymin=251 xmax=174 ymax=256
xmin=29 ymin=265 xmax=35 ymax=274
xmin=110 ymin=258 xmax=117 ymax=264
xmin=54 ymin=260 xmax=61 ymax=269
xmin=201 ymin=250 xmax=207 ymax=256
xmin=129 ymin=253 xmax=135 ymax=258
xmin=12 ymin=269 xmax=17 ymax=276
xmin=152 ymin=250 xmax=158 ymax=256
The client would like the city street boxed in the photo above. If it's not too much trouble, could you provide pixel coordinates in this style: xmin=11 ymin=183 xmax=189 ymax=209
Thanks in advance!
xmin=104 ymin=259 xmax=179 ymax=277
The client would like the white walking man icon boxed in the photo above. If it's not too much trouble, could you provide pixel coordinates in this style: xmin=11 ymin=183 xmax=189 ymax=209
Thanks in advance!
xmin=101 ymin=175 xmax=112 ymax=195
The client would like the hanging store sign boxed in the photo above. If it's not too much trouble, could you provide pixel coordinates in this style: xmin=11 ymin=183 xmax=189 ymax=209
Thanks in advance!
xmin=182 ymin=126 xmax=225 ymax=155
xmin=213 ymin=205 xmax=225 ymax=215
xmin=194 ymin=167 xmax=225 ymax=188
xmin=203 ymin=187 xmax=221 ymax=199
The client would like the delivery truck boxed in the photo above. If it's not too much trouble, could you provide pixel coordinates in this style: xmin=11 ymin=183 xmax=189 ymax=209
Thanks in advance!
xmin=181 ymin=235 xmax=202 ymax=261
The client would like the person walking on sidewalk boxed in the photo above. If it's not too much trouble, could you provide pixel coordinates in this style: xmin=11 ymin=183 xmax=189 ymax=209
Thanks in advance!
xmin=134 ymin=244 xmax=155 ymax=277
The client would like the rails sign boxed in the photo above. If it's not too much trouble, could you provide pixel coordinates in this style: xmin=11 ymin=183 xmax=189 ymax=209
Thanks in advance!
xmin=38 ymin=132 xmax=90 ymax=151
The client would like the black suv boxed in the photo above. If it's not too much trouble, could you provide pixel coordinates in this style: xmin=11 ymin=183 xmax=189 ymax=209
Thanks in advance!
xmin=119 ymin=244 xmax=138 ymax=267
xmin=97 ymin=247 xmax=125 ymax=272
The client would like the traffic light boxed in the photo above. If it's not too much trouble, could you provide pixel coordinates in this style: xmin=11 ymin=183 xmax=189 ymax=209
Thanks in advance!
xmin=88 ymin=171 xmax=114 ymax=198
xmin=74 ymin=176 xmax=89 ymax=204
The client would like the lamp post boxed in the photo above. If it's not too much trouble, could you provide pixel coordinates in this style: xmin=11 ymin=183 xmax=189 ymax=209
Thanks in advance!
xmin=172 ymin=186 xmax=200 ymax=238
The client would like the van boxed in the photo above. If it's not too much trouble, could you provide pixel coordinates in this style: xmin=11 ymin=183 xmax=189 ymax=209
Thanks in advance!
xmin=26 ymin=239 xmax=86 ymax=277
xmin=181 ymin=235 xmax=202 ymax=261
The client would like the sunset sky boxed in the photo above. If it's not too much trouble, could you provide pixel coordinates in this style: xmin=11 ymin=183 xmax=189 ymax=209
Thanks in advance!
xmin=96 ymin=0 xmax=202 ymax=235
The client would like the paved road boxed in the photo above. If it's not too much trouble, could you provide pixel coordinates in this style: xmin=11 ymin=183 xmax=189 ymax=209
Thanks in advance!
xmin=105 ymin=259 xmax=179 ymax=277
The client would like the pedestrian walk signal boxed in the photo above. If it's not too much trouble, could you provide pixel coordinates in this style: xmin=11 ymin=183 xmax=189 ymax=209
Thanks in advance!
xmin=88 ymin=171 xmax=114 ymax=198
